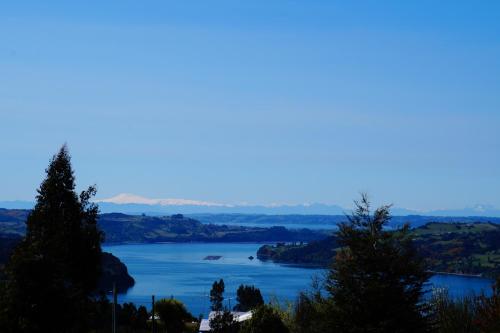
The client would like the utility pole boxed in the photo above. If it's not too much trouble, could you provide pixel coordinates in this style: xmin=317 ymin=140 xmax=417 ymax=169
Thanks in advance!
xmin=112 ymin=282 xmax=117 ymax=333
xmin=152 ymin=295 xmax=156 ymax=333
xmin=226 ymin=296 xmax=234 ymax=311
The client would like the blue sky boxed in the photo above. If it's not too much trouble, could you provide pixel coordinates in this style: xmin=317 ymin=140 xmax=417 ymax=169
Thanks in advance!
xmin=1 ymin=1 xmax=499 ymax=210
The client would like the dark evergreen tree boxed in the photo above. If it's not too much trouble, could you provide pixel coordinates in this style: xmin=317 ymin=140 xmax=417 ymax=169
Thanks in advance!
xmin=0 ymin=145 xmax=103 ymax=333
xmin=326 ymin=194 xmax=430 ymax=333
xmin=155 ymin=298 xmax=195 ymax=333
xmin=211 ymin=279 xmax=226 ymax=312
xmin=234 ymin=285 xmax=264 ymax=312
xmin=209 ymin=279 xmax=237 ymax=333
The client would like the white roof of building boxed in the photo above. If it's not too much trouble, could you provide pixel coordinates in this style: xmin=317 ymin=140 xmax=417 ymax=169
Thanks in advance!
xmin=199 ymin=319 xmax=211 ymax=332
xmin=199 ymin=311 xmax=253 ymax=332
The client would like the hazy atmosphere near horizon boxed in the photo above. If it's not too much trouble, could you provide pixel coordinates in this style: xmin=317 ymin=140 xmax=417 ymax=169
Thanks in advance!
xmin=1 ymin=1 xmax=499 ymax=212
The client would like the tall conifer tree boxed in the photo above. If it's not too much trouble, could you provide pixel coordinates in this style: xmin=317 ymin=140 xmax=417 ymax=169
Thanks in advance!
xmin=234 ymin=284 xmax=264 ymax=312
xmin=326 ymin=194 xmax=430 ymax=333
xmin=0 ymin=145 xmax=103 ymax=332
xmin=209 ymin=279 xmax=237 ymax=333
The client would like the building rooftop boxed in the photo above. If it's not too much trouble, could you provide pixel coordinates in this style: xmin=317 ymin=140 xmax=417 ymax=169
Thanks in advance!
xmin=199 ymin=311 xmax=253 ymax=332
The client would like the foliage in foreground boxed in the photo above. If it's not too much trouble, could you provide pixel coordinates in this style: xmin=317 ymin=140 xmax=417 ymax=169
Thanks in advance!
xmin=428 ymin=279 xmax=500 ymax=333
xmin=255 ymin=191 xmax=500 ymax=333
xmin=155 ymin=298 xmax=196 ymax=333
xmin=209 ymin=279 xmax=239 ymax=333
xmin=234 ymin=284 xmax=264 ymax=312
xmin=240 ymin=305 xmax=288 ymax=333
xmin=327 ymin=194 xmax=430 ymax=332
xmin=87 ymin=295 xmax=149 ymax=332
xmin=0 ymin=146 xmax=103 ymax=333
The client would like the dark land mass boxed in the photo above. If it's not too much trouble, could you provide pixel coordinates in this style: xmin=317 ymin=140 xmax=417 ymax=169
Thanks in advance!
xmin=98 ymin=251 xmax=135 ymax=293
xmin=0 ymin=209 xmax=330 ymax=243
xmin=98 ymin=213 xmax=329 ymax=243
xmin=0 ymin=214 xmax=135 ymax=293
xmin=257 ymin=222 xmax=500 ymax=278
xmin=3 ymin=208 xmax=500 ymax=241
xmin=0 ymin=209 xmax=29 ymax=236
xmin=0 ymin=233 xmax=23 ymax=270
xmin=5 ymin=209 xmax=500 ymax=238
xmin=0 ymin=233 xmax=134 ymax=293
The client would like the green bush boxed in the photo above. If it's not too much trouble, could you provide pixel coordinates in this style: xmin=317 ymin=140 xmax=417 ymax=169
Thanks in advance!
xmin=240 ymin=305 xmax=288 ymax=333
xmin=155 ymin=298 xmax=196 ymax=333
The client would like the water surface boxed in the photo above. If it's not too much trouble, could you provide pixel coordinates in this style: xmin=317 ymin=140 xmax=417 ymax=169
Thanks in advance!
xmin=103 ymin=242 xmax=493 ymax=317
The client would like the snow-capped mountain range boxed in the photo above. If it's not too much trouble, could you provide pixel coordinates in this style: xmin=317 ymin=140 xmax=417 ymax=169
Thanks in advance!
xmin=1 ymin=193 xmax=499 ymax=217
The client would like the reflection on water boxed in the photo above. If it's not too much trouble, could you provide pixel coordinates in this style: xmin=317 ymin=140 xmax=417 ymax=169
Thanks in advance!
xmin=103 ymin=242 xmax=493 ymax=317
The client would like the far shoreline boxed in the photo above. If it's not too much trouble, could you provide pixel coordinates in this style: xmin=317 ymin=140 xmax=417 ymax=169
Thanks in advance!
xmin=429 ymin=270 xmax=491 ymax=279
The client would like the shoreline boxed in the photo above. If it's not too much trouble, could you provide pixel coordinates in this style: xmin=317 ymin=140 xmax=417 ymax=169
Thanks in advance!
xmin=429 ymin=270 xmax=490 ymax=279
xmin=103 ymin=240 xmax=291 ymax=246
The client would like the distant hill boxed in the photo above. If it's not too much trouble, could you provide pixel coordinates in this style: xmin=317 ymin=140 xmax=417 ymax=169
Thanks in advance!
xmin=0 ymin=208 xmax=29 ymax=235
xmin=2 ymin=208 xmax=500 ymax=240
xmin=0 ymin=209 xmax=330 ymax=244
xmin=257 ymin=222 xmax=500 ymax=278
xmin=98 ymin=213 xmax=329 ymax=243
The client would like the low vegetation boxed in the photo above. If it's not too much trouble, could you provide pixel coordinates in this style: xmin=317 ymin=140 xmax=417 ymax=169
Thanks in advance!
xmin=155 ymin=298 xmax=197 ymax=333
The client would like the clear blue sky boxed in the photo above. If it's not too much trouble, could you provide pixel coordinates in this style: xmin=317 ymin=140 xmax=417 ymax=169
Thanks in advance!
xmin=1 ymin=1 xmax=499 ymax=210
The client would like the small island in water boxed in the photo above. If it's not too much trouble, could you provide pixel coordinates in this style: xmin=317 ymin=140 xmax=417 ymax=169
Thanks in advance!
xmin=204 ymin=255 xmax=223 ymax=260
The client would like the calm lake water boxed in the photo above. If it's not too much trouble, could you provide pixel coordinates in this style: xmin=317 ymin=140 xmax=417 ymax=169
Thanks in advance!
xmin=103 ymin=243 xmax=494 ymax=317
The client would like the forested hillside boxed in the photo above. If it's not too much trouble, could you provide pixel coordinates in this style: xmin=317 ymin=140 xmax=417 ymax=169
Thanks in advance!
xmin=258 ymin=222 xmax=500 ymax=278
xmin=0 ymin=209 xmax=330 ymax=244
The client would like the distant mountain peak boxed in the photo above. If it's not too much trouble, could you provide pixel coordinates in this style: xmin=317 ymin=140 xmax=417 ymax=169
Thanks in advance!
xmin=1 ymin=195 xmax=499 ymax=217
xmin=95 ymin=193 xmax=230 ymax=207
xmin=471 ymin=204 xmax=495 ymax=212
